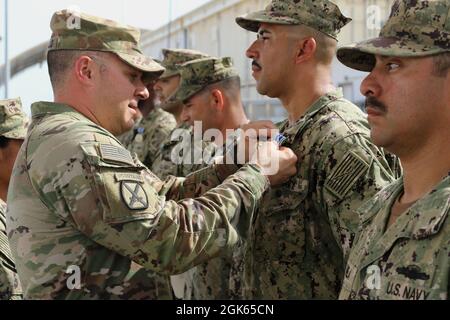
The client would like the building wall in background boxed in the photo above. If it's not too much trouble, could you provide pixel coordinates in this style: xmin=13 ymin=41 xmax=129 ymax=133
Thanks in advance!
xmin=142 ymin=0 xmax=394 ymax=122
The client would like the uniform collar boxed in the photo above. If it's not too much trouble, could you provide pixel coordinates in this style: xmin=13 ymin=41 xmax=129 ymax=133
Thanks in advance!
xmin=407 ymin=173 xmax=450 ymax=239
xmin=359 ymin=173 xmax=450 ymax=240
xmin=358 ymin=179 xmax=403 ymax=225
xmin=31 ymin=101 xmax=97 ymax=126
xmin=278 ymin=88 xmax=344 ymax=143
xmin=32 ymin=101 xmax=79 ymax=116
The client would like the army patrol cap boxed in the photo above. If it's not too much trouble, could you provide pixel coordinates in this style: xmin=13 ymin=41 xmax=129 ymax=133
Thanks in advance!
xmin=159 ymin=48 xmax=210 ymax=80
xmin=337 ymin=0 xmax=450 ymax=72
xmin=0 ymin=98 xmax=28 ymax=140
xmin=48 ymin=9 xmax=164 ymax=77
xmin=169 ymin=57 xmax=239 ymax=103
xmin=235 ymin=0 xmax=351 ymax=40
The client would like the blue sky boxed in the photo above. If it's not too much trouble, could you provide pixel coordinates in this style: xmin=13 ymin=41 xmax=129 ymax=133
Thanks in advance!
xmin=0 ymin=0 xmax=211 ymax=113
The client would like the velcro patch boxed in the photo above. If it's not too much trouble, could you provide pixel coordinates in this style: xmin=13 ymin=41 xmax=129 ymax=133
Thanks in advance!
xmin=325 ymin=151 xmax=369 ymax=200
xmin=99 ymin=144 xmax=134 ymax=166
xmin=120 ymin=181 xmax=149 ymax=210
xmin=115 ymin=172 xmax=144 ymax=183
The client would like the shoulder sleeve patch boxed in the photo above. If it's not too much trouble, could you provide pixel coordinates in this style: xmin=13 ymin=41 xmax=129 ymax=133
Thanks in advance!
xmin=99 ymin=144 xmax=134 ymax=166
xmin=325 ymin=151 xmax=370 ymax=200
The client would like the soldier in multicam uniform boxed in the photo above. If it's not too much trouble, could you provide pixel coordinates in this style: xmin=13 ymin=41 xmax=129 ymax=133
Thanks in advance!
xmin=336 ymin=0 xmax=450 ymax=300
xmin=151 ymin=48 xmax=212 ymax=180
xmin=171 ymin=56 xmax=251 ymax=299
xmin=235 ymin=0 xmax=398 ymax=299
xmin=6 ymin=10 xmax=297 ymax=299
xmin=0 ymin=98 xmax=27 ymax=300
xmin=117 ymin=80 xmax=176 ymax=168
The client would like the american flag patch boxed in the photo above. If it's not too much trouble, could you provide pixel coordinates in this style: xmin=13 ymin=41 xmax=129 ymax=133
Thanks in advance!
xmin=99 ymin=144 xmax=134 ymax=166
xmin=325 ymin=151 xmax=369 ymax=200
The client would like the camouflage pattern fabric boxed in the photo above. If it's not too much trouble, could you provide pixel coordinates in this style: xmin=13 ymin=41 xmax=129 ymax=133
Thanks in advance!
xmin=236 ymin=0 xmax=351 ymax=40
xmin=159 ymin=48 xmax=211 ymax=80
xmin=337 ymin=0 xmax=450 ymax=71
xmin=120 ymin=108 xmax=176 ymax=167
xmin=6 ymin=101 xmax=269 ymax=299
xmin=169 ymin=56 xmax=247 ymax=300
xmin=117 ymin=115 xmax=143 ymax=147
xmin=340 ymin=173 xmax=450 ymax=300
xmin=48 ymin=10 xmax=163 ymax=76
xmin=151 ymin=122 xmax=217 ymax=181
xmin=151 ymin=123 xmax=229 ymax=300
xmin=169 ymin=57 xmax=239 ymax=104
xmin=243 ymin=89 xmax=398 ymax=299
xmin=0 ymin=199 xmax=22 ymax=300
xmin=192 ymin=237 xmax=245 ymax=300
xmin=0 ymin=98 xmax=28 ymax=139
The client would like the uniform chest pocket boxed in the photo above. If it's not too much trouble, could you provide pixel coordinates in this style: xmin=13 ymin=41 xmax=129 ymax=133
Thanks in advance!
xmin=253 ymin=178 xmax=309 ymax=263
xmin=261 ymin=177 xmax=309 ymax=215
xmin=81 ymin=143 xmax=162 ymax=225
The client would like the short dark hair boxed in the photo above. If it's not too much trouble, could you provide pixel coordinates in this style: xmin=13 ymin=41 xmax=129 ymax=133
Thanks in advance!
xmin=0 ymin=136 xmax=10 ymax=149
xmin=432 ymin=52 xmax=450 ymax=77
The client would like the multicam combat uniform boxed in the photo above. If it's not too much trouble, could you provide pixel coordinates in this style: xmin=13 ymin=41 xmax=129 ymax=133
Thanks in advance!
xmin=6 ymin=102 xmax=268 ymax=299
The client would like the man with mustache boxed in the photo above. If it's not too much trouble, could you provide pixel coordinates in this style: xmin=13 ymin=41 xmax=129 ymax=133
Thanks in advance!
xmin=235 ymin=0 xmax=399 ymax=299
xmin=337 ymin=0 xmax=449 ymax=300
xmin=5 ymin=10 xmax=298 ymax=299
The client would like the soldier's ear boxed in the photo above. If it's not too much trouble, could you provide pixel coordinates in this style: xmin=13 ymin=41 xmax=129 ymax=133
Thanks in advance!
xmin=74 ymin=55 xmax=96 ymax=85
xmin=210 ymin=89 xmax=224 ymax=111
xmin=295 ymin=37 xmax=316 ymax=64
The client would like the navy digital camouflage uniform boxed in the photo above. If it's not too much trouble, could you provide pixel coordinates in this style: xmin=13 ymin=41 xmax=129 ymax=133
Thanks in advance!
xmin=337 ymin=0 xmax=450 ymax=300
xmin=236 ymin=0 xmax=398 ymax=299
xmin=244 ymin=90 xmax=397 ymax=299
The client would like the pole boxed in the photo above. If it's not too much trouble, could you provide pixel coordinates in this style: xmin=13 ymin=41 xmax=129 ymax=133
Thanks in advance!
xmin=4 ymin=0 xmax=10 ymax=98
xmin=167 ymin=0 xmax=172 ymax=48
